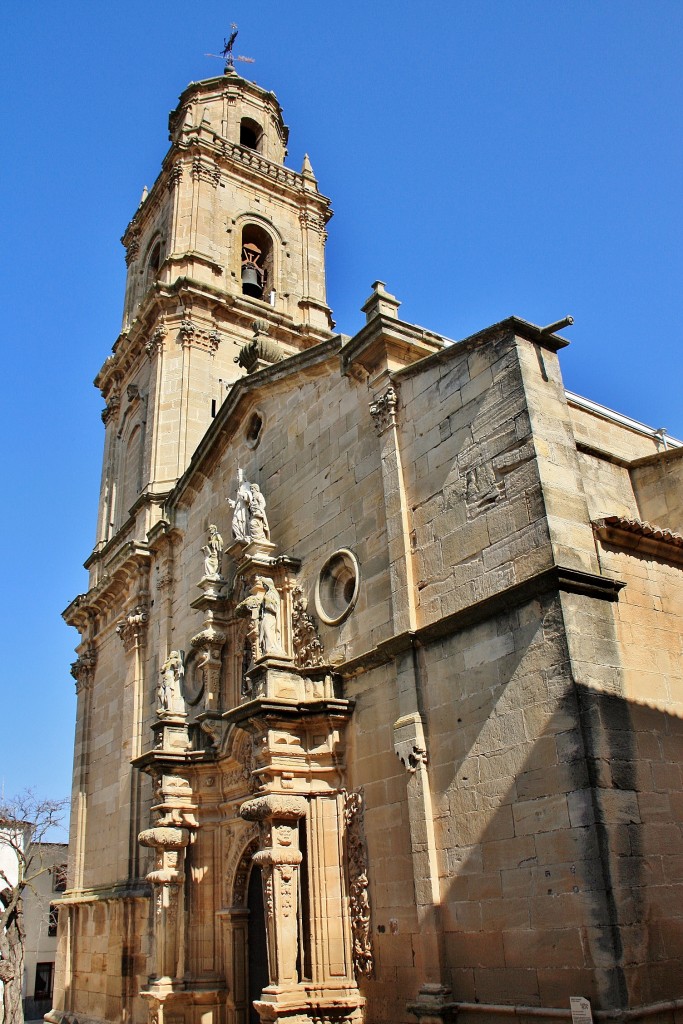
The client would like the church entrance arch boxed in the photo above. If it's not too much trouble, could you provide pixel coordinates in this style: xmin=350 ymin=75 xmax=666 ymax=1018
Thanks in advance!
xmin=223 ymin=835 xmax=268 ymax=1024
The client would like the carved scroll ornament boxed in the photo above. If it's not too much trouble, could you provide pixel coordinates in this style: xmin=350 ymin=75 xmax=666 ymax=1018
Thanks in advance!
xmin=344 ymin=788 xmax=374 ymax=978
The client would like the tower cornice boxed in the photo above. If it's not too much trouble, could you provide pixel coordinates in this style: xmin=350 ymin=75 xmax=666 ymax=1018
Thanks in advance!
xmin=121 ymin=135 xmax=332 ymax=256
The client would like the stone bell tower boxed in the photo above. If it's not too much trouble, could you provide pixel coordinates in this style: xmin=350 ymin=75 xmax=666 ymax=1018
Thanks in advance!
xmin=94 ymin=64 xmax=333 ymax=552
xmin=59 ymin=64 xmax=340 ymax=1024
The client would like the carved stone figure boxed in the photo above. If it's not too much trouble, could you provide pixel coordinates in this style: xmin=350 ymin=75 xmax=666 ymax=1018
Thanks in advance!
xmin=291 ymin=585 xmax=324 ymax=668
xmin=228 ymin=469 xmax=251 ymax=542
xmin=258 ymin=576 xmax=282 ymax=654
xmin=158 ymin=650 xmax=185 ymax=714
xmin=201 ymin=524 xmax=223 ymax=578
xmin=248 ymin=483 xmax=270 ymax=541
xmin=228 ymin=470 xmax=271 ymax=545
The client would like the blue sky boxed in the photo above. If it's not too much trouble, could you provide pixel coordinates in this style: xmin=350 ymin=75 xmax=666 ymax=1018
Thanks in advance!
xmin=2 ymin=1 xmax=682 ymax=804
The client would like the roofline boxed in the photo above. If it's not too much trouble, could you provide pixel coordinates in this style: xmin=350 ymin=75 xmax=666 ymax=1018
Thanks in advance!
xmin=566 ymin=390 xmax=682 ymax=448
xmin=171 ymin=334 xmax=343 ymax=506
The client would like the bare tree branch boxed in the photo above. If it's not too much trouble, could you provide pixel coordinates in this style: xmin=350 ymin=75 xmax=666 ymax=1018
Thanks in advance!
xmin=0 ymin=790 xmax=68 ymax=1024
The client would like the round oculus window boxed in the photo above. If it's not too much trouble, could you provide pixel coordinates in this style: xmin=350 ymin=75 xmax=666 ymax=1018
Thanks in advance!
xmin=315 ymin=549 xmax=360 ymax=626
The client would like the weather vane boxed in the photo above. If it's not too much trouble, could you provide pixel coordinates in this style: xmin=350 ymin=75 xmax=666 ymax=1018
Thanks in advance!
xmin=206 ymin=24 xmax=255 ymax=73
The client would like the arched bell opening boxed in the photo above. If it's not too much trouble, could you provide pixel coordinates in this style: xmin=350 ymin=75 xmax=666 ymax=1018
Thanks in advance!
xmin=240 ymin=224 xmax=274 ymax=302
xmin=240 ymin=117 xmax=262 ymax=152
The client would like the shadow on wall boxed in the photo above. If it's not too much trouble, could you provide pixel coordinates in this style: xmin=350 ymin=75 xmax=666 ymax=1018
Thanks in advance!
xmin=425 ymin=591 xmax=683 ymax=1010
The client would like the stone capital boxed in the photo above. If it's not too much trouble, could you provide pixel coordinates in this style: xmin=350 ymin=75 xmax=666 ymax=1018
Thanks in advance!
xmin=369 ymin=384 xmax=398 ymax=435
xmin=239 ymin=794 xmax=307 ymax=823
xmin=138 ymin=826 xmax=191 ymax=850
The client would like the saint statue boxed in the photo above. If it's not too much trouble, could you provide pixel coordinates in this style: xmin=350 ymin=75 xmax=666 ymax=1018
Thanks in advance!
xmin=228 ymin=469 xmax=251 ymax=542
xmin=248 ymin=483 xmax=270 ymax=541
xmin=158 ymin=650 xmax=185 ymax=714
xmin=228 ymin=470 xmax=270 ymax=544
xmin=257 ymin=576 xmax=282 ymax=655
xmin=202 ymin=524 xmax=223 ymax=578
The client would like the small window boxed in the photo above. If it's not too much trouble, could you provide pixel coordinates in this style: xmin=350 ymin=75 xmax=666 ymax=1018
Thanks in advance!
xmin=53 ymin=864 xmax=67 ymax=892
xmin=245 ymin=411 xmax=263 ymax=448
xmin=145 ymin=240 xmax=162 ymax=290
xmin=48 ymin=903 xmax=59 ymax=937
xmin=240 ymin=117 xmax=262 ymax=151
xmin=34 ymin=962 xmax=54 ymax=1001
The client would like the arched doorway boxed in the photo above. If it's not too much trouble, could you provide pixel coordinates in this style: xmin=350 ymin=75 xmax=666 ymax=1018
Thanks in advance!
xmin=247 ymin=864 xmax=268 ymax=1024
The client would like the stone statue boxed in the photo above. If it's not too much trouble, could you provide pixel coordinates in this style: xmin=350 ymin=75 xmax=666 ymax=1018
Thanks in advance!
xmin=158 ymin=650 xmax=185 ymax=714
xmin=257 ymin=576 xmax=282 ymax=654
xmin=202 ymin=524 xmax=223 ymax=578
xmin=248 ymin=483 xmax=270 ymax=541
xmin=228 ymin=470 xmax=270 ymax=544
xmin=228 ymin=469 xmax=251 ymax=542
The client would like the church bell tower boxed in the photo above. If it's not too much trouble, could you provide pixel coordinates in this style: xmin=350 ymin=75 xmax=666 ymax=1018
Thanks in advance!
xmin=94 ymin=64 xmax=334 ymax=552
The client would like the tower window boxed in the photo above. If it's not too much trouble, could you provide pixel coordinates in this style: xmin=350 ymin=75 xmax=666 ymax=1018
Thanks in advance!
xmin=240 ymin=224 xmax=273 ymax=301
xmin=145 ymin=240 xmax=162 ymax=290
xmin=240 ymin=118 xmax=262 ymax=151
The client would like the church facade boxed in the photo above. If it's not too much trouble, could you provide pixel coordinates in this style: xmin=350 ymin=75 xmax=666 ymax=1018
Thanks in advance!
xmin=52 ymin=63 xmax=683 ymax=1024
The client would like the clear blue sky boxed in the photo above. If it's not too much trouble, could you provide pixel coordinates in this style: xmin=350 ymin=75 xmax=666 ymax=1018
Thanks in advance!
xmin=2 ymin=2 xmax=682 ymax=804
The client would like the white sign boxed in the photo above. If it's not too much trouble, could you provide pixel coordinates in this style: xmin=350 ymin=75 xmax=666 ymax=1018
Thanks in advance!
xmin=570 ymin=997 xmax=593 ymax=1024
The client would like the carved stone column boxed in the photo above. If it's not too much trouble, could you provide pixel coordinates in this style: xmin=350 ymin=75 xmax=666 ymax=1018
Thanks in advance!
xmin=69 ymin=643 xmax=97 ymax=893
xmin=239 ymin=794 xmax=307 ymax=996
xmin=138 ymin=825 xmax=191 ymax=983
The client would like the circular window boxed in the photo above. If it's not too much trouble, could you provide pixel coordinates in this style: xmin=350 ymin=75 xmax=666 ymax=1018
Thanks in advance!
xmin=245 ymin=411 xmax=263 ymax=448
xmin=315 ymin=549 xmax=360 ymax=626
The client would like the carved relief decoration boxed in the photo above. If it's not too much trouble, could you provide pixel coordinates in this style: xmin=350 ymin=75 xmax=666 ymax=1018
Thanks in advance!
xmin=101 ymin=387 xmax=121 ymax=425
xmin=298 ymin=209 xmax=326 ymax=234
xmin=124 ymin=229 xmax=141 ymax=266
xmin=291 ymin=586 xmax=324 ymax=669
xmin=369 ymin=385 xmax=398 ymax=436
xmin=191 ymin=154 xmax=221 ymax=187
xmin=116 ymin=604 xmax=149 ymax=652
xmin=167 ymin=162 xmax=183 ymax=192
xmin=71 ymin=645 xmax=97 ymax=693
xmin=145 ymin=319 xmax=168 ymax=358
xmin=344 ymin=788 xmax=374 ymax=978
xmin=177 ymin=318 xmax=221 ymax=353
xmin=228 ymin=832 xmax=259 ymax=907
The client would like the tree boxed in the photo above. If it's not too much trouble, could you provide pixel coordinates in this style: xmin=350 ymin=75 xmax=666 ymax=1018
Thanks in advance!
xmin=0 ymin=791 xmax=67 ymax=1024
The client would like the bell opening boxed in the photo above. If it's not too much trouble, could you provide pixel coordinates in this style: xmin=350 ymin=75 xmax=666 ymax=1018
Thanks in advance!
xmin=240 ymin=227 xmax=273 ymax=302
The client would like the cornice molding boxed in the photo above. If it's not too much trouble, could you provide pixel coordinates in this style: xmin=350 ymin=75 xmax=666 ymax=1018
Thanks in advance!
xmin=65 ymin=542 xmax=152 ymax=628
xmin=338 ymin=564 xmax=626 ymax=679
xmin=593 ymin=516 xmax=683 ymax=567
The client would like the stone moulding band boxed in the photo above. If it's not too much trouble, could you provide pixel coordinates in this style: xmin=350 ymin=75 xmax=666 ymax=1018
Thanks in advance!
xmin=339 ymin=563 xmax=626 ymax=678
xmin=409 ymin=998 xmax=683 ymax=1022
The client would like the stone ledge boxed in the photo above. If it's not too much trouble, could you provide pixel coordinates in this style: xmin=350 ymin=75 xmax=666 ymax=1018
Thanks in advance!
xmin=339 ymin=564 xmax=625 ymax=678
xmin=593 ymin=515 xmax=683 ymax=566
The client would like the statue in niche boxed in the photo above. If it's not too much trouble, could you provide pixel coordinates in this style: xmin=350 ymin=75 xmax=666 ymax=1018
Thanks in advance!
xmin=228 ymin=469 xmax=270 ymax=544
xmin=258 ymin=576 xmax=282 ymax=654
xmin=202 ymin=524 xmax=224 ymax=578
xmin=235 ymin=576 xmax=284 ymax=659
xmin=158 ymin=650 xmax=185 ymax=714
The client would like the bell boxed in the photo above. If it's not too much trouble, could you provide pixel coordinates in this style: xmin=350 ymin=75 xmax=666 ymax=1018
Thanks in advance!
xmin=241 ymin=263 xmax=262 ymax=298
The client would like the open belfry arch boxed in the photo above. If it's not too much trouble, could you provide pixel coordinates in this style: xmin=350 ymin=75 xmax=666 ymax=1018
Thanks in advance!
xmin=54 ymin=47 xmax=683 ymax=1024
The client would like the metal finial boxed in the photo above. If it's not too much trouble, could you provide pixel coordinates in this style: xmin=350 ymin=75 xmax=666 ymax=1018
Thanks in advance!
xmin=205 ymin=24 xmax=255 ymax=74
